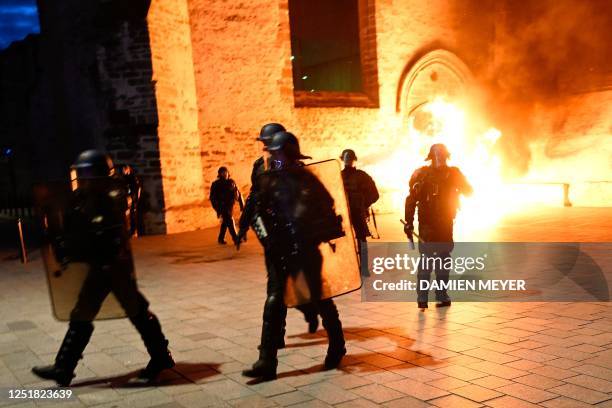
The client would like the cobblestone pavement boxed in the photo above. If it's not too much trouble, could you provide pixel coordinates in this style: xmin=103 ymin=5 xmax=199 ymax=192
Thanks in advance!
xmin=0 ymin=209 xmax=610 ymax=407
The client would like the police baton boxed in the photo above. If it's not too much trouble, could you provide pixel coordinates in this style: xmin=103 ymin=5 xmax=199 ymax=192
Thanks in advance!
xmin=370 ymin=207 xmax=380 ymax=239
xmin=400 ymin=219 xmax=420 ymax=250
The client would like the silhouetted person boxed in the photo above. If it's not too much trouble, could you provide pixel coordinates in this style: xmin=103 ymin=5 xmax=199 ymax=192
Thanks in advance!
xmin=210 ymin=166 xmax=243 ymax=245
xmin=340 ymin=149 xmax=379 ymax=274
xmin=32 ymin=150 xmax=174 ymax=386
xmin=404 ymin=144 xmax=472 ymax=309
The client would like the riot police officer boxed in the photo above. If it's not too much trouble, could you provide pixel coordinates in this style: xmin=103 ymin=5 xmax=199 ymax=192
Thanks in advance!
xmin=242 ymin=131 xmax=346 ymax=381
xmin=238 ymin=123 xmax=319 ymax=340
xmin=32 ymin=150 xmax=174 ymax=386
xmin=340 ymin=149 xmax=379 ymax=273
xmin=404 ymin=144 xmax=472 ymax=309
xmin=209 ymin=166 xmax=243 ymax=245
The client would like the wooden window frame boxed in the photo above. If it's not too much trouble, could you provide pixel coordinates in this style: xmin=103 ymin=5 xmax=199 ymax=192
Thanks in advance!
xmin=291 ymin=0 xmax=379 ymax=108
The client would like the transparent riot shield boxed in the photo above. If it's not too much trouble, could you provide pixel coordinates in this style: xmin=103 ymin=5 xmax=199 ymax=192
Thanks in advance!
xmin=282 ymin=160 xmax=361 ymax=307
xmin=34 ymin=182 xmax=127 ymax=321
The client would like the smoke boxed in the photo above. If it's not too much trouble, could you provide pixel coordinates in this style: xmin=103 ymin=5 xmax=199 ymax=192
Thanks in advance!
xmin=482 ymin=0 xmax=612 ymax=177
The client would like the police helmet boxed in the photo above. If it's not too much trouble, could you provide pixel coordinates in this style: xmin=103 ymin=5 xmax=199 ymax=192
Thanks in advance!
xmin=71 ymin=150 xmax=115 ymax=179
xmin=265 ymin=131 xmax=312 ymax=160
xmin=340 ymin=149 xmax=357 ymax=161
xmin=256 ymin=123 xmax=286 ymax=145
xmin=425 ymin=143 xmax=450 ymax=161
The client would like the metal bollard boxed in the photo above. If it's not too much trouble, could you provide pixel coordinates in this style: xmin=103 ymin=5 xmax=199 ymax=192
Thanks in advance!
xmin=563 ymin=183 xmax=572 ymax=207
xmin=17 ymin=217 xmax=28 ymax=263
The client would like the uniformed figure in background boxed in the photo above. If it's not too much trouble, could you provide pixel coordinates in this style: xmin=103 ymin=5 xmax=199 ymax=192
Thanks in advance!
xmin=404 ymin=143 xmax=473 ymax=309
xmin=116 ymin=164 xmax=142 ymax=237
xmin=209 ymin=166 xmax=243 ymax=245
xmin=238 ymin=123 xmax=320 ymax=345
xmin=242 ymin=131 xmax=346 ymax=381
xmin=340 ymin=149 xmax=379 ymax=274
xmin=32 ymin=150 xmax=174 ymax=386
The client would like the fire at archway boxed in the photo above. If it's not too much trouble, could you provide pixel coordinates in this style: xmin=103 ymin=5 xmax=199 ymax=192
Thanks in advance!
xmin=362 ymin=97 xmax=567 ymax=238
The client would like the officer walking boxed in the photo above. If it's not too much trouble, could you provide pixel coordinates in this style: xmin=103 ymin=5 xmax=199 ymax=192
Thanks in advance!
xmin=340 ymin=149 xmax=379 ymax=273
xmin=210 ymin=166 xmax=243 ymax=245
xmin=238 ymin=123 xmax=319 ymax=340
xmin=32 ymin=150 xmax=174 ymax=386
xmin=242 ymin=131 xmax=346 ymax=381
xmin=404 ymin=144 xmax=472 ymax=309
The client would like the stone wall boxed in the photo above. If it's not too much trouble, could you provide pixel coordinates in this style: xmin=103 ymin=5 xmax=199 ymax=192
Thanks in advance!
xmin=148 ymin=0 xmax=210 ymax=234
xmin=183 ymin=0 xmax=497 ymax=226
xmin=31 ymin=0 xmax=166 ymax=234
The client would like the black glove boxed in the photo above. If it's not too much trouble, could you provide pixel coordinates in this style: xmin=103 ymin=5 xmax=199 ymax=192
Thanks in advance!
xmin=403 ymin=223 xmax=414 ymax=238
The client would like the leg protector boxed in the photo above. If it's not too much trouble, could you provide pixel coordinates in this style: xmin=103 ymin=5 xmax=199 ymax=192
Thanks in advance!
xmin=32 ymin=321 xmax=94 ymax=386
xmin=130 ymin=310 xmax=174 ymax=380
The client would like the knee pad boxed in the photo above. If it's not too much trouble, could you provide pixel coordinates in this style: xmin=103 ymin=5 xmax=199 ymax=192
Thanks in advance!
xmin=263 ymin=294 xmax=283 ymax=320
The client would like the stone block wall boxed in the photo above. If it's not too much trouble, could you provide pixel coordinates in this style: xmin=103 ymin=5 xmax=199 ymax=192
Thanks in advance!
xmin=181 ymin=0 xmax=497 ymax=226
xmin=148 ymin=0 xmax=211 ymax=233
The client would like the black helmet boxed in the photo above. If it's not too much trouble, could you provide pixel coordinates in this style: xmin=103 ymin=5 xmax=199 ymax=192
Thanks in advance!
xmin=265 ymin=131 xmax=312 ymax=160
xmin=71 ymin=149 xmax=114 ymax=179
xmin=340 ymin=149 xmax=357 ymax=161
xmin=257 ymin=123 xmax=286 ymax=145
xmin=218 ymin=166 xmax=228 ymax=175
xmin=425 ymin=143 xmax=450 ymax=161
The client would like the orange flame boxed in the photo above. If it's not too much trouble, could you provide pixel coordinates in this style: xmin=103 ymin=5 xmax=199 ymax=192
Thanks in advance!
xmin=363 ymin=98 xmax=566 ymax=239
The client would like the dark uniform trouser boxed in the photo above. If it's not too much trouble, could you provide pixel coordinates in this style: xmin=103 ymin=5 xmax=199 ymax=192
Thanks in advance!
xmin=260 ymin=247 xmax=344 ymax=355
xmin=69 ymin=260 xmax=169 ymax=362
xmin=263 ymin=251 xmax=318 ymax=346
xmin=218 ymin=211 xmax=238 ymax=243
xmin=350 ymin=209 xmax=370 ymax=277
xmin=416 ymin=222 xmax=454 ymax=303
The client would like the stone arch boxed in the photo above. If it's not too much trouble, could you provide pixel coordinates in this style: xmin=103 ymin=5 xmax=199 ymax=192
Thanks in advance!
xmin=396 ymin=49 xmax=473 ymax=116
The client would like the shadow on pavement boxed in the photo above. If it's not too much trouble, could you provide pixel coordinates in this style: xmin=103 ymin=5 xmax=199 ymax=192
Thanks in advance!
xmin=70 ymin=362 xmax=221 ymax=388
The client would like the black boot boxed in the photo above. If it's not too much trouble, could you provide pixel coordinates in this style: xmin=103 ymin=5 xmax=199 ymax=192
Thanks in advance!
xmin=244 ymin=295 xmax=282 ymax=380
xmin=319 ymin=300 xmax=346 ymax=370
xmin=242 ymin=347 xmax=278 ymax=381
xmin=297 ymin=304 xmax=319 ymax=334
xmin=32 ymin=321 xmax=94 ymax=387
xmin=243 ymin=321 xmax=278 ymax=380
xmin=131 ymin=311 xmax=175 ymax=380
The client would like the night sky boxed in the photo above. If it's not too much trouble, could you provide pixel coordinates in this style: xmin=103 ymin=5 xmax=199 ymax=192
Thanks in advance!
xmin=0 ymin=0 xmax=39 ymax=50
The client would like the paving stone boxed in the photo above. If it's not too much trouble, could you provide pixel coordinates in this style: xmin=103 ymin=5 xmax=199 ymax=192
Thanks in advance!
xmin=1 ymin=225 xmax=611 ymax=407
xmin=427 ymin=376 xmax=469 ymax=391
xmin=328 ymin=374 xmax=372 ymax=389
xmin=198 ymin=379 xmax=255 ymax=401
xmin=299 ymin=382 xmax=359 ymax=405
xmin=383 ymin=395 xmax=433 ymax=407
xmin=495 ymin=383 xmax=557 ymax=404
xmin=512 ymin=373 xmax=564 ymax=390
xmin=352 ymin=384 xmax=406 ymax=403
xmin=563 ymin=374 xmax=612 ymax=393
xmin=173 ymin=390 xmax=227 ymax=407
xmin=335 ymin=398 xmax=380 ymax=408
xmin=469 ymin=375 xmax=514 ymax=389
xmin=6 ymin=321 xmax=37 ymax=332
xmin=468 ymin=361 xmax=527 ymax=379
xmin=485 ymin=395 xmax=542 ymax=408
xmin=451 ymin=384 xmax=502 ymax=402
xmin=529 ymin=365 xmax=578 ymax=380
xmin=540 ymin=396 xmax=595 ymax=408
xmin=385 ymin=378 xmax=449 ymax=401
xmin=270 ymin=390 xmax=313 ymax=406
xmin=507 ymin=348 xmax=557 ymax=363
xmin=548 ymin=383 xmax=611 ymax=405
xmin=228 ymin=394 xmax=277 ymax=407
xmin=570 ymin=363 xmax=612 ymax=380
xmin=429 ymin=394 xmax=482 ymax=408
